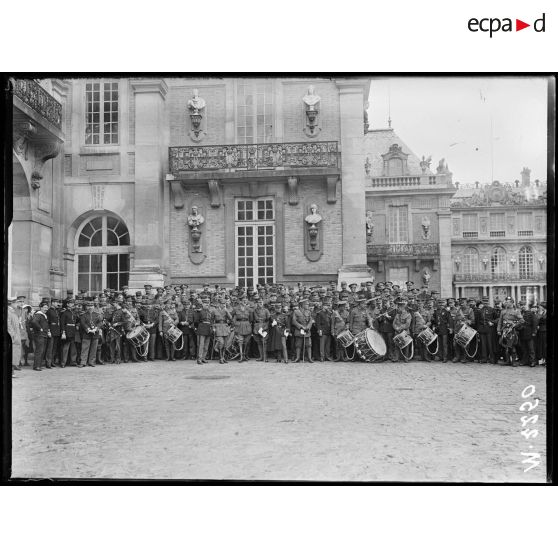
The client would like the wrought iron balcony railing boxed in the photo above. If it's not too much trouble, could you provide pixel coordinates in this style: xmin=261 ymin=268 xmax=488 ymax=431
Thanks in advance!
xmin=13 ymin=79 xmax=62 ymax=129
xmin=169 ymin=141 xmax=339 ymax=173
xmin=453 ymin=272 xmax=546 ymax=283
xmin=367 ymin=243 xmax=440 ymax=257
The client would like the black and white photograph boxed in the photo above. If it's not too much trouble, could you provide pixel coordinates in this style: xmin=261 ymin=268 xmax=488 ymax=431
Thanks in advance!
xmin=3 ymin=74 xmax=551 ymax=483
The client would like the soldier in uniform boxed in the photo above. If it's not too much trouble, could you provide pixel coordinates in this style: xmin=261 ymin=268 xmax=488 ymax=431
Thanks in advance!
xmin=139 ymin=298 xmax=160 ymax=361
xmin=348 ymin=298 xmax=370 ymax=337
xmin=211 ymin=298 xmax=232 ymax=364
xmin=292 ymin=298 xmax=314 ymax=363
xmin=60 ymin=298 xmax=78 ymax=367
xmin=475 ymin=296 xmax=496 ymax=364
xmin=316 ymin=298 xmax=333 ymax=361
xmin=45 ymin=298 xmax=61 ymax=367
xmin=452 ymin=299 xmax=475 ymax=363
xmin=269 ymin=302 xmax=290 ymax=363
xmin=377 ymin=297 xmax=397 ymax=362
xmin=253 ymin=297 xmax=271 ymax=362
xmin=497 ymin=297 xmax=524 ymax=366
xmin=159 ymin=300 xmax=179 ymax=361
xmin=331 ymin=300 xmax=348 ymax=362
xmin=121 ymin=300 xmax=141 ymax=363
xmin=232 ymin=294 xmax=253 ymax=363
xmin=78 ymin=300 xmax=103 ymax=367
xmin=432 ymin=299 xmax=452 ymax=362
xmin=393 ymin=299 xmax=412 ymax=362
xmin=409 ymin=303 xmax=431 ymax=361
xmin=519 ymin=301 xmax=539 ymax=367
xmin=177 ymin=297 xmax=197 ymax=360
xmin=195 ymin=297 xmax=212 ymax=364
xmin=108 ymin=300 xmax=125 ymax=364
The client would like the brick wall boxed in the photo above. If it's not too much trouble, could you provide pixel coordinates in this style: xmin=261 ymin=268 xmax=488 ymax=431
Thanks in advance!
xmin=283 ymin=181 xmax=342 ymax=275
xmin=169 ymin=186 xmax=226 ymax=277
xmin=412 ymin=212 xmax=439 ymax=244
xmin=168 ymin=83 xmax=227 ymax=146
xmin=281 ymin=80 xmax=340 ymax=143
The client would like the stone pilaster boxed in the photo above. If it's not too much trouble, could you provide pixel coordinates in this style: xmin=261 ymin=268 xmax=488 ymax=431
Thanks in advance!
xmin=438 ymin=211 xmax=452 ymax=298
xmin=335 ymin=78 xmax=371 ymax=287
xmin=128 ymin=79 xmax=168 ymax=288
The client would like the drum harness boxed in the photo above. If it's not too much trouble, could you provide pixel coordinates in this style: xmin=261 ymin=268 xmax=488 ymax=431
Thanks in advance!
xmin=161 ymin=309 xmax=184 ymax=351
xmin=122 ymin=307 xmax=150 ymax=358
xmin=456 ymin=323 xmax=479 ymax=359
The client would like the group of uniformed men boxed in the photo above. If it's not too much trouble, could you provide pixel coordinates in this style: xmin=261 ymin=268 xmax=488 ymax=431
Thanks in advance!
xmin=8 ymin=279 xmax=547 ymax=372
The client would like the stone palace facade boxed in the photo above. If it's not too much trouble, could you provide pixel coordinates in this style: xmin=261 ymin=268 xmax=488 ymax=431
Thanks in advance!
xmin=8 ymin=77 xmax=548 ymax=305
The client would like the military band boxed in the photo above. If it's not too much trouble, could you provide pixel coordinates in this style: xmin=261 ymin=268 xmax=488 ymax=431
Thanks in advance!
xmin=8 ymin=281 xmax=547 ymax=372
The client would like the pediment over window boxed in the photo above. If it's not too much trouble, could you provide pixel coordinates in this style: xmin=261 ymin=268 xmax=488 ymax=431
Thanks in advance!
xmin=381 ymin=143 xmax=409 ymax=176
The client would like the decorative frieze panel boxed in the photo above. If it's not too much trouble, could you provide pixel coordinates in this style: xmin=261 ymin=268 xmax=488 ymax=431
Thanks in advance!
xmin=367 ymin=243 xmax=439 ymax=257
xmin=169 ymin=141 xmax=339 ymax=173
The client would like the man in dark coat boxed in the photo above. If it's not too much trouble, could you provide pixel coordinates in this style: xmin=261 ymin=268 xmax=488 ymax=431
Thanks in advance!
xmin=29 ymin=300 xmax=50 ymax=371
xmin=45 ymin=298 xmax=61 ymax=367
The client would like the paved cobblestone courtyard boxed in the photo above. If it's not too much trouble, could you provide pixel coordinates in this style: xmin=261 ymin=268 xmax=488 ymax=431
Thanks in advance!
xmin=11 ymin=360 xmax=547 ymax=482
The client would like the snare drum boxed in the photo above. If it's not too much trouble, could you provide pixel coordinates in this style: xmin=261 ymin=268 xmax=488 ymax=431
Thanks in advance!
xmin=393 ymin=331 xmax=413 ymax=350
xmin=353 ymin=328 xmax=387 ymax=362
xmin=417 ymin=327 xmax=438 ymax=346
xmin=126 ymin=325 xmax=150 ymax=348
xmin=165 ymin=325 xmax=183 ymax=344
xmin=336 ymin=329 xmax=355 ymax=348
xmin=455 ymin=324 xmax=477 ymax=348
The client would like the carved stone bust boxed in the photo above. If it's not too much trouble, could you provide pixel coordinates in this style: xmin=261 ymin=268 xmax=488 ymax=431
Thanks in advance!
xmin=187 ymin=89 xmax=206 ymax=113
xmin=302 ymin=86 xmax=321 ymax=110
xmin=187 ymin=205 xmax=205 ymax=228
xmin=305 ymin=203 xmax=323 ymax=226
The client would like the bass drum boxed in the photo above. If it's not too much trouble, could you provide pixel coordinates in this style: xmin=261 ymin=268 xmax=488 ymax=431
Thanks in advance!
xmin=353 ymin=328 xmax=387 ymax=362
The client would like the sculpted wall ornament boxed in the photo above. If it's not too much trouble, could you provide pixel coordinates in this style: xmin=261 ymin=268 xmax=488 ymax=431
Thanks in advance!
xmin=31 ymin=141 xmax=61 ymax=189
xmin=366 ymin=210 xmax=374 ymax=241
xmin=187 ymin=205 xmax=206 ymax=264
xmin=304 ymin=203 xmax=323 ymax=261
xmin=187 ymin=88 xmax=207 ymax=142
xmin=303 ymin=85 xmax=321 ymax=137
xmin=421 ymin=215 xmax=431 ymax=240
xmin=422 ymin=268 xmax=431 ymax=286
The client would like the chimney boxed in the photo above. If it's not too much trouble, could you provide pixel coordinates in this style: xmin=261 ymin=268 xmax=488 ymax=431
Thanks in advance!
xmin=521 ymin=167 xmax=531 ymax=188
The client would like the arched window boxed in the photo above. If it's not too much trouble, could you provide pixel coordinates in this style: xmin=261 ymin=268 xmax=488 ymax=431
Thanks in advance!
xmin=462 ymin=247 xmax=478 ymax=274
xmin=519 ymin=246 xmax=534 ymax=279
xmin=75 ymin=214 xmax=131 ymax=294
xmin=491 ymin=246 xmax=506 ymax=278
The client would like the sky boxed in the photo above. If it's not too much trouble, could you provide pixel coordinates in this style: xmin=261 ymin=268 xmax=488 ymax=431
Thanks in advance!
xmin=367 ymin=77 xmax=549 ymax=185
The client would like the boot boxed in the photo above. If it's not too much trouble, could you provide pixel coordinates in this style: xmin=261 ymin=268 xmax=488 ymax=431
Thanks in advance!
xmin=197 ymin=357 xmax=203 ymax=365
xmin=306 ymin=346 xmax=314 ymax=363
xmin=256 ymin=344 xmax=264 ymax=361
xmin=293 ymin=347 xmax=301 ymax=363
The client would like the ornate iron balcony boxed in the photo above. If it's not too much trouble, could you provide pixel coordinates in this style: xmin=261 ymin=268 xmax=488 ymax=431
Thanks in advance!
xmin=13 ymin=79 xmax=62 ymax=129
xmin=367 ymin=243 xmax=440 ymax=257
xmin=169 ymin=141 xmax=339 ymax=173
xmin=453 ymin=272 xmax=546 ymax=283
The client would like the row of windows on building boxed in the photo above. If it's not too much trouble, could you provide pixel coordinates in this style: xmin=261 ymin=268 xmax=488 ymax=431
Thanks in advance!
xmin=460 ymin=212 xmax=539 ymax=238
xmin=84 ymin=79 xmax=278 ymax=147
xmin=457 ymin=245 xmax=540 ymax=277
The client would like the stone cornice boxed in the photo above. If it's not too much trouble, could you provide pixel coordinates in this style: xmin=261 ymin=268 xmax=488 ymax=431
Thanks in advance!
xmin=130 ymin=79 xmax=168 ymax=98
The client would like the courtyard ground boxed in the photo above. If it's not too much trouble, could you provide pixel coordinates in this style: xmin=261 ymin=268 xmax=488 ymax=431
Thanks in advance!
xmin=11 ymin=359 xmax=547 ymax=482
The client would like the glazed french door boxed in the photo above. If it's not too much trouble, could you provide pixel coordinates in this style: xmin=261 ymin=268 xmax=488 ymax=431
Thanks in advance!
xmin=235 ymin=199 xmax=275 ymax=288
